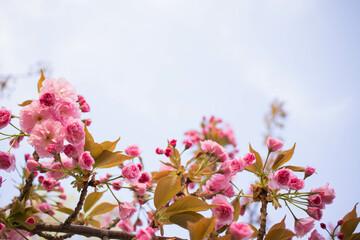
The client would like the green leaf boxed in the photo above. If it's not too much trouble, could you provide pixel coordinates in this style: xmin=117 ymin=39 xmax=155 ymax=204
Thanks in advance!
xmin=84 ymin=191 xmax=106 ymax=213
xmin=271 ymin=143 xmax=296 ymax=171
xmin=163 ymin=196 xmax=214 ymax=217
xmin=101 ymin=137 xmax=120 ymax=152
xmin=168 ymin=211 xmax=204 ymax=229
xmin=264 ymin=228 xmax=296 ymax=240
xmin=18 ymin=100 xmax=33 ymax=107
xmin=154 ymin=175 xmax=183 ymax=209
xmin=343 ymin=203 xmax=358 ymax=222
xmin=188 ymin=217 xmax=216 ymax=240
xmin=231 ymin=197 xmax=241 ymax=222
xmin=246 ymin=143 xmax=263 ymax=173
xmin=87 ymin=202 xmax=117 ymax=217
xmin=340 ymin=217 xmax=360 ymax=238
xmin=94 ymin=151 xmax=134 ymax=169
xmin=37 ymin=69 xmax=45 ymax=93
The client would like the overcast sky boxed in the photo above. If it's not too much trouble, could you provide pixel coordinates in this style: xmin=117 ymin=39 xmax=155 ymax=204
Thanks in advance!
xmin=1 ymin=1 xmax=360 ymax=239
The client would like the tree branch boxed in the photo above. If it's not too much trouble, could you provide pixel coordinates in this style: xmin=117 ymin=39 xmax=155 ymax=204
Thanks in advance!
xmin=257 ymin=189 xmax=268 ymax=240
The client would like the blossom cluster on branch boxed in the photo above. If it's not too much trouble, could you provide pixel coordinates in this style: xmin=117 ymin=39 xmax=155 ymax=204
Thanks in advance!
xmin=0 ymin=71 xmax=359 ymax=240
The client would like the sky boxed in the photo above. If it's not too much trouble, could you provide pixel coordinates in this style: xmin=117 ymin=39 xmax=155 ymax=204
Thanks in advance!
xmin=1 ymin=0 xmax=360 ymax=239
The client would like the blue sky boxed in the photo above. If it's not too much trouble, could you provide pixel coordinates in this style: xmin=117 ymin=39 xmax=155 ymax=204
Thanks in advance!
xmin=1 ymin=1 xmax=360 ymax=238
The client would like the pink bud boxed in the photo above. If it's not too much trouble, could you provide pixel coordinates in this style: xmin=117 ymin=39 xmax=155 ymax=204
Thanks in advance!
xmin=79 ymin=151 xmax=95 ymax=171
xmin=86 ymin=118 xmax=92 ymax=126
xmin=118 ymin=202 xmax=137 ymax=220
xmin=38 ymin=202 xmax=52 ymax=212
xmin=38 ymin=176 xmax=45 ymax=183
xmin=305 ymin=167 xmax=316 ymax=178
xmin=112 ymin=179 xmax=123 ymax=191
xmin=43 ymin=178 xmax=57 ymax=191
xmin=155 ymin=148 xmax=164 ymax=154
xmin=80 ymin=101 xmax=90 ymax=112
xmin=183 ymin=139 xmax=193 ymax=149
xmin=26 ymin=160 xmax=40 ymax=172
xmin=26 ymin=217 xmax=35 ymax=225
xmin=59 ymin=194 xmax=66 ymax=200
xmin=294 ymin=217 xmax=315 ymax=236
xmin=169 ymin=139 xmax=177 ymax=147
xmin=46 ymin=144 xmax=57 ymax=154
xmin=24 ymin=153 xmax=32 ymax=160
xmin=307 ymin=207 xmax=323 ymax=220
xmin=243 ymin=153 xmax=256 ymax=166
xmin=164 ymin=148 xmax=173 ymax=157
xmin=266 ymin=137 xmax=284 ymax=152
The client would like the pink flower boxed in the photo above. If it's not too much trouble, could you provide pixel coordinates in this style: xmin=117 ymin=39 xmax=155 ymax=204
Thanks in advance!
xmin=20 ymin=100 xmax=53 ymax=134
xmin=64 ymin=143 xmax=82 ymax=159
xmin=119 ymin=202 xmax=137 ymax=220
xmin=308 ymin=194 xmax=325 ymax=209
xmin=138 ymin=172 xmax=151 ymax=185
xmin=27 ymin=160 xmax=40 ymax=172
xmin=211 ymin=195 xmax=234 ymax=230
xmin=54 ymin=100 xmax=81 ymax=125
xmin=183 ymin=139 xmax=193 ymax=149
xmin=39 ymin=92 xmax=56 ymax=106
xmin=27 ymin=119 xmax=65 ymax=158
xmin=184 ymin=130 xmax=202 ymax=143
xmin=222 ymin=183 xmax=235 ymax=198
xmin=125 ymin=145 xmax=141 ymax=157
xmin=134 ymin=183 xmax=147 ymax=195
xmin=305 ymin=167 xmax=316 ymax=178
xmin=309 ymin=229 xmax=325 ymax=240
xmin=311 ymin=183 xmax=335 ymax=204
xmin=243 ymin=153 xmax=256 ymax=166
xmin=9 ymin=136 xmax=24 ymax=149
xmin=65 ymin=117 xmax=85 ymax=144
xmin=155 ymin=148 xmax=164 ymax=154
xmin=43 ymin=178 xmax=57 ymax=191
xmin=230 ymin=158 xmax=245 ymax=174
xmin=122 ymin=163 xmax=141 ymax=184
xmin=209 ymin=174 xmax=228 ymax=192
xmin=117 ymin=220 xmax=134 ymax=232
xmin=164 ymin=148 xmax=173 ymax=157
xmin=307 ymin=207 xmax=323 ymax=220
xmin=40 ymin=77 xmax=77 ymax=102
xmin=0 ymin=222 xmax=5 ymax=233
xmin=0 ymin=107 xmax=12 ymax=130
xmin=289 ymin=176 xmax=305 ymax=190
xmin=169 ymin=139 xmax=177 ymax=147
xmin=79 ymin=151 xmax=95 ymax=171
xmin=266 ymin=137 xmax=284 ymax=152
xmin=268 ymin=168 xmax=294 ymax=190
xmin=136 ymin=227 xmax=154 ymax=240
xmin=229 ymin=222 xmax=254 ymax=240
xmin=294 ymin=217 xmax=315 ymax=236
xmin=80 ymin=101 xmax=90 ymax=112
xmin=38 ymin=202 xmax=52 ymax=212
xmin=26 ymin=217 xmax=35 ymax=225
xmin=200 ymin=140 xmax=229 ymax=162
xmin=0 ymin=151 xmax=16 ymax=172
xmin=112 ymin=179 xmax=123 ymax=190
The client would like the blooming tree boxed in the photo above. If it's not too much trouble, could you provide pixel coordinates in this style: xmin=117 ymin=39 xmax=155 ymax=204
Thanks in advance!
xmin=0 ymin=71 xmax=359 ymax=240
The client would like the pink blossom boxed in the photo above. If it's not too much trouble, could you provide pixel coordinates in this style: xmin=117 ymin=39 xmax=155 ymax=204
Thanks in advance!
xmin=80 ymin=101 xmax=90 ymax=112
xmin=184 ymin=130 xmax=202 ymax=143
xmin=268 ymin=168 xmax=294 ymax=190
xmin=0 ymin=222 xmax=5 ymax=233
xmin=40 ymin=77 xmax=77 ymax=102
xmin=289 ymin=176 xmax=305 ymax=190
xmin=43 ymin=178 xmax=57 ymax=191
xmin=294 ymin=217 xmax=315 ymax=236
xmin=26 ymin=217 xmax=35 ymax=225
xmin=308 ymin=194 xmax=325 ymax=209
xmin=0 ymin=151 xmax=15 ymax=172
xmin=9 ymin=136 xmax=24 ymax=149
xmin=117 ymin=220 xmax=134 ymax=232
xmin=64 ymin=143 xmax=82 ymax=159
xmin=169 ymin=139 xmax=177 ymax=147
xmin=211 ymin=194 xmax=234 ymax=230
xmin=305 ymin=167 xmax=316 ymax=178
xmin=60 ymin=194 xmax=66 ymax=200
xmin=307 ymin=207 xmax=323 ymax=220
xmin=155 ymin=148 xmax=164 ymax=154
xmin=136 ymin=227 xmax=154 ymax=240
xmin=309 ymin=230 xmax=325 ymax=240
xmin=65 ymin=117 xmax=85 ymax=144
xmin=112 ymin=179 xmax=123 ymax=190
xmin=311 ymin=183 xmax=335 ymax=204
xmin=228 ymin=158 xmax=245 ymax=174
xmin=54 ymin=100 xmax=81 ymax=125
xmin=266 ymin=137 xmax=284 ymax=152
xmin=85 ymin=118 xmax=92 ymax=126
xmin=134 ymin=183 xmax=147 ymax=195
xmin=125 ymin=145 xmax=141 ymax=157
xmin=39 ymin=92 xmax=56 ymax=106
xmin=27 ymin=160 xmax=40 ymax=172
xmin=0 ymin=107 xmax=12 ymax=130
xmin=122 ymin=163 xmax=141 ymax=184
xmin=119 ymin=202 xmax=137 ymax=220
xmin=200 ymin=140 xmax=229 ymax=162
xmin=224 ymin=123 xmax=237 ymax=147
xmin=229 ymin=222 xmax=254 ymax=240
xmin=138 ymin=172 xmax=151 ymax=185
xmin=20 ymin=100 xmax=53 ymax=134
xmin=243 ymin=153 xmax=256 ymax=166
xmin=164 ymin=148 xmax=173 ymax=157
xmin=79 ymin=151 xmax=95 ymax=171
xmin=183 ymin=139 xmax=193 ymax=149
xmin=38 ymin=176 xmax=45 ymax=183
xmin=209 ymin=174 xmax=228 ymax=192
xmin=38 ymin=202 xmax=52 ymax=212
xmin=222 ymin=183 xmax=235 ymax=198
xmin=27 ymin=119 xmax=65 ymax=158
